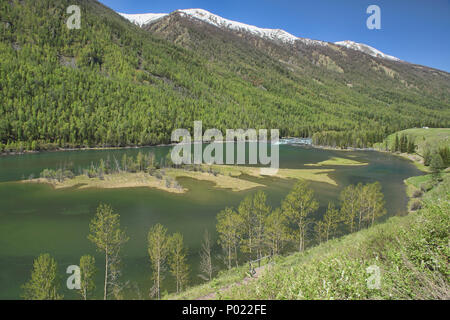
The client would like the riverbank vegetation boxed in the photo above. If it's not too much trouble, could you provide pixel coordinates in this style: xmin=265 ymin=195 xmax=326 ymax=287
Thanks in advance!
xmin=374 ymin=128 xmax=450 ymax=173
xmin=22 ymin=177 xmax=388 ymax=299
xmin=25 ymin=152 xmax=345 ymax=192
xmin=169 ymin=173 xmax=449 ymax=300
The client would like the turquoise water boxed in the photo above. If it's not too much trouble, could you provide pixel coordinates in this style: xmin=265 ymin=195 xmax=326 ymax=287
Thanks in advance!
xmin=0 ymin=145 xmax=421 ymax=299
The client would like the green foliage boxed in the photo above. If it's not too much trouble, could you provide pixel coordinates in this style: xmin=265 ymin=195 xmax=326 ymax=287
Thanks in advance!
xmin=281 ymin=180 xmax=319 ymax=252
xmin=88 ymin=203 xmax=128 ymax=300
xmin=22 ymin=253 xmax=62 ymax=300
xmin=194 ymin=175 xmax=449 ymax=300
xmin=147 ymin=223 xmax=170 ymax=300
xmin=216 ymin=207 xmax=243 ymax=269
xmin=322 ymin=202 xmax=341 ymax=241
xmin=79 ymin=255 xmax=96 ymax=300
xmin=264 ymin=208 xmax=288 ymax=255
xmin=340 ymin=182 xmax=386 ymax=231
xmin=168 ymin=233 xmax=190 ymax=293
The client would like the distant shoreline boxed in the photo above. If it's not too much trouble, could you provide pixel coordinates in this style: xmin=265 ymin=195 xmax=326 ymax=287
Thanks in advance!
xmin=0 ymin=139 xmax=378 ymax=157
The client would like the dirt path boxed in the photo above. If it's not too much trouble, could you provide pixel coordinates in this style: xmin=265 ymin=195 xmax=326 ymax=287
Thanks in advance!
xmin=196 ymin=264 xmax=268 ymax=300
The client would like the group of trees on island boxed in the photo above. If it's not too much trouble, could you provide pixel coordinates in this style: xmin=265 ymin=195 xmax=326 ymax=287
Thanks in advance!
xmin=39 ymin=151 xmax=168 ymax=182
xmin=21 ymin=179 xmax=386 ymax=300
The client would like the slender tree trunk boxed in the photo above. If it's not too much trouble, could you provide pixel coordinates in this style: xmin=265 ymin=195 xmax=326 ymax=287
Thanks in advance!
xmin=157 ymin=262 xmax=160 ymax=300
xmin=228 ymin=245 xmax=231 ymax=269
xmin=104 ymin=248 xmax=108 ymax=300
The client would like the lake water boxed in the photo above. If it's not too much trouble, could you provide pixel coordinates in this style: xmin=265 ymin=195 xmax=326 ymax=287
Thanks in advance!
xmin=0 ymin=144 xmax=421 ymax=299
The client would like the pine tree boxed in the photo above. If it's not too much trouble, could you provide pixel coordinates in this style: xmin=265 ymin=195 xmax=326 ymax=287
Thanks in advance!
xmin=423 ymin=147 xmax=432 ymax=166
xmin=394 ymin=134 xmax=400 ymax=152
xmin=430 ymin=153 xmax=444 ymax=180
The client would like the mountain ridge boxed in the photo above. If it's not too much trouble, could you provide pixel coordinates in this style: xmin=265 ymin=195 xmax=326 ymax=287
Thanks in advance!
xmin=119 ymin=8 xmax=399 ymax=62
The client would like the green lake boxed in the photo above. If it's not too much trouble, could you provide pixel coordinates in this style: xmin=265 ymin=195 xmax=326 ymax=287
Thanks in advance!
xmin=0 ymin=144 xmax=422 ymax=299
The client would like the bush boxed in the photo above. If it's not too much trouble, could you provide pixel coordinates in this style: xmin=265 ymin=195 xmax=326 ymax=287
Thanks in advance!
xmin=412 ymin=189 xmax=423 ymax=198
xmin=420 ymin=182 xmax=434 ymax=192
xmin=409 ymin=199 xmax=422 ymax=211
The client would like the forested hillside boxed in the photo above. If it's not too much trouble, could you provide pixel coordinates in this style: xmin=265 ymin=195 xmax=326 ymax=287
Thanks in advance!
xmin=1 ymin=0 xmax=449 ymax=152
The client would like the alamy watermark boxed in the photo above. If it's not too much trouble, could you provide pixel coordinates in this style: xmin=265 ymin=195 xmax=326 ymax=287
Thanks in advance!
xmin=66 ymin=265 xmax=81 ymax=290
xmin=67 ymin=5 xmax=81 ymax=30
xmin=366 ymin=5 xmax=381 ymax=30
xmin=366 ymin=264 xmax=381 ymax=289
xmin=171 ymin=121 xmax=280 ymax=175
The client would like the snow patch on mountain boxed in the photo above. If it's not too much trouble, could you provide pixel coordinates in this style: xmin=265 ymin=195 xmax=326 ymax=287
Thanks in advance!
xmin=118 ymin=13 xmax=168 ymax=27
xmin=334 ymin=40 xmax=400 ymax=61
xmin=176 ymin=9 xmax=325 ymax=45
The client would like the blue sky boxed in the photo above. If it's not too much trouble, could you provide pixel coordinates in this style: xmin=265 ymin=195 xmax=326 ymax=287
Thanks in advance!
xmin=99 ymin=0 xmax=450 ymax=72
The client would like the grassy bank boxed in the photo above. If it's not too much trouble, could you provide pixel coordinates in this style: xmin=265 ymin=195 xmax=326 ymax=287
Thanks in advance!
xmin=305 ymin=157 xmax=368 ymax=167
xmin=166 ymin=173 xmax=449 ymax=300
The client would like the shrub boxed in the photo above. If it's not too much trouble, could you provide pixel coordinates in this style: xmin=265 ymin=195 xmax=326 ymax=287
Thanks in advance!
xmin=412 ymin=189 xmax=423 ymax=198
xmin=409 ymin=199 xmax=422 ymax=211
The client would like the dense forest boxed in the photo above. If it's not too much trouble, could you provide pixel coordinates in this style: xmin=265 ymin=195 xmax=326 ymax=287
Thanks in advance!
xmin=1 ymin=0 xmax=449 ymax=152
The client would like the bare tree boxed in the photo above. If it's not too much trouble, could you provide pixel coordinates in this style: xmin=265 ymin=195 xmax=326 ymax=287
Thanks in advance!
xmin=198 ymin=230 xmax=214 ymax=281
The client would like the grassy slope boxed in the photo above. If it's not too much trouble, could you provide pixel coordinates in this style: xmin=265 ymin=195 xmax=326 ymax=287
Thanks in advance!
xmin=374 ymin=128 xmax=450 ymax=172
xmin=167 ymin=174 xmax=449 ymax=300
xmin=382 ymin=128 xmax=450 ymax=156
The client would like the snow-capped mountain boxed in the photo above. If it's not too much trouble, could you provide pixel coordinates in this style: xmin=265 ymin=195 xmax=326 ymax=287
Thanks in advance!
xmin=334 ymin=40 xmax=400 ymax=61
xmin=119 ymin=8 xmax=325 ymax=46
xmin=117 ymin=13 xmax=168 ymax=27
xmin=118 ymin=9 xmax=400 ymax=61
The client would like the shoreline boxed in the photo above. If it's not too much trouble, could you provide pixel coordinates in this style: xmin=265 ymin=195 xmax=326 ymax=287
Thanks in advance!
xmin=0 ymin=143 xmax=177 ymax=157
xmin=0 ymin=139 xmax=378 ymax=157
